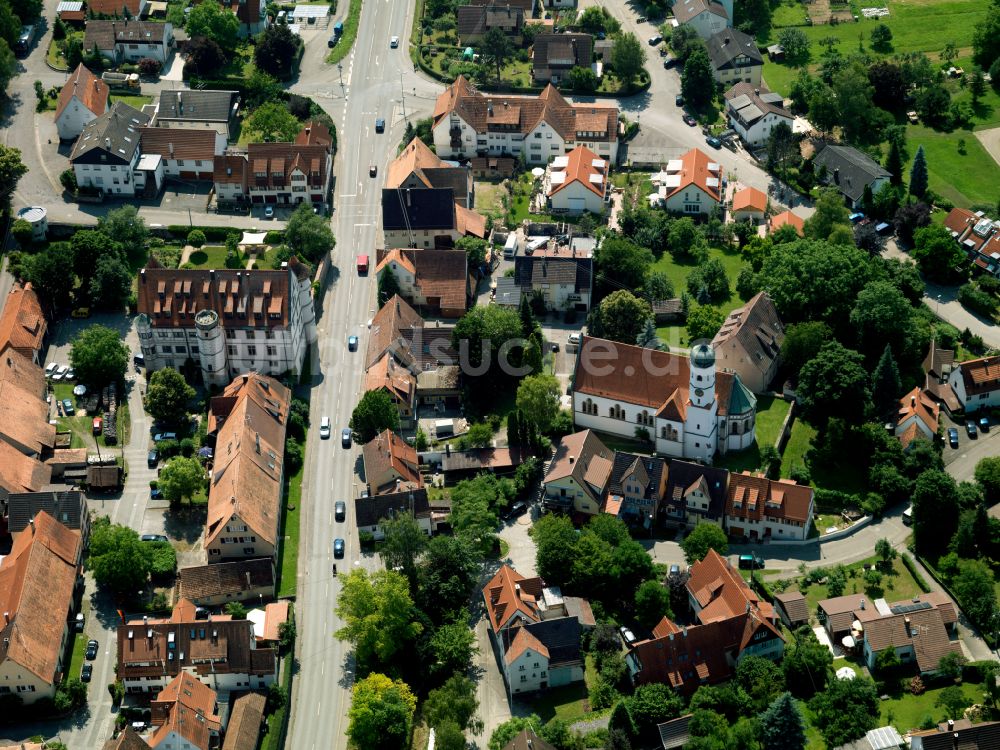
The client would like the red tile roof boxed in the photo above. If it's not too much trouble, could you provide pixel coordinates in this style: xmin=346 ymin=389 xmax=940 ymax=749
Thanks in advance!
xmin=361 ymin=429 xmax=421 ymax=494
xmin=55 ymin=64 xmax=109 ymax=122
xmin=731 ymin=187 xmax=766 ymax=213
xmin=687 ymin=548 xmax=776 ymax=624
xmin=897 ymin=386 xmax=939 ymax=439
xmin=957 ymin=355 xmax=1000 ymax=397
xmin=504 ymin=626 xmax=549 ymax=664
xmin=726 ymin=471 xmax=813 ymax=527
xmin=665 ymin=148 xmax=723 ymax=202
xmin=139 ymin=127 xmax=217 ymax=161
xmin=87 ymin=0 xmax=143 ymax=16
xmin=549 ymin=145 xmax=607 ymax=199
xmin=375 ymin=248 xmax=470 ymax=313
xmin=483 ymin=564 xmax=546 ymax=632
xmin=221 ymin=692 xmax=266 ymax=750
xmin=150 ymin=673 xmax=220 ymax=750
xmin=769 ymin=209 xmax=805 ymax=236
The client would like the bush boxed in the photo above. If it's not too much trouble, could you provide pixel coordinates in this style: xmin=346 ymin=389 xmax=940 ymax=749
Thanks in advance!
xmin=957 ymin=284 xmax=996 ymax=317
xmin=900 ymin=553 xmax=931 ymax=593
xmin=264 ymin=230 xmax=284 ymax=244
xmin=137 ymin=58 xmax=160 ymax=77
xmin=12 ymin=219 xmax=34 ymax=246
xmin=187 ymin=229 xmax=207 ymax=247
xmin=60 ymin=169 xmax=78 ymax=194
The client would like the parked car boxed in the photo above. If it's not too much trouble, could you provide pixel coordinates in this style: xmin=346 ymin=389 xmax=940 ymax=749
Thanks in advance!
xmin=71 ymin=307 xmax=90 ymax=319
xmin=675 ymin=94 xmax=684 ymax=106
xmin=62 ymin=398 xmax=75 ymax=415
xmin=683 ymin=114 xmax=697 ymax=126
xmin=320 ymin=416 xmax=331 ymax=439
xmin=335 ymin=500 xmax=346 ymax=521
xmin=147 ymin=449 xmax=159 ymax=467
xmin=53 ymin=365 xmax=69 ymax=381
xmin=348 ymin=335 xmax=359 ymax=351
xmin=341 ymin=428 xmax=352 ymax=448
xmin=967 ymin=421 xmax=978 ymax=438
xmin=86 ymin=639 xmax=99 ymax=660
xmin=92 ymin=417 xmax=103 ymax=435
xmin=150 ymin=487 xmax=163 ymax=499
xmin=502 ymin=501 xmax=528 ymax=520
xmin=45 ymin=362 xmax=58 ymax=377
xmin=647 ymin=35 xmax=662 ymax=45
xmin=153 ymin=432 xmax=177 ymax=443
xmin=74 ymin=613 xmax=84 ymax=632
xmin=333 ymin=538 xmax=345 ymax=558
xmin=65 ymin=368 xmax=75 ymax=380
xmin=81 ymin=664 xmax=93 ymax=682
xmin=980 ymin=416 xmax=990 ymax=432
xmin=706 ymin=135 xmax=722 ymax=149
xmin=947 ymin=427 xmax=959 ymax=448
xmin=738 ymin=554 xmax=764 ymax=570
xmin=264 ymin=206 xmax=274 ymax=219
xmin=669 ymin=564 xmax=681 ymax=576
xmin=141 ymin=534 xmax=168 ymax=542
xmin=662 ymin=55 xmax=675 ymax=68
xmin=619 ymin=626 xmax=637 ymax=645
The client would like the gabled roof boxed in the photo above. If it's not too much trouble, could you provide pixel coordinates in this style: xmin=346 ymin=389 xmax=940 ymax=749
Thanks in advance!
xmin=774 ymin=590 xmax=810 ymax=624
xmin=140 ymin=127 xmax=217 ymax=161
xmin=483 ymin=564 xmax=546 ymax=632
xmin=6 ymin=491 xmax=86 ymax=534
xmin=911 ymin=720 xmax=1000 ymax=750
xmin=362 ymin=429 xmax=421 ymax=495
xmin=726 ymin=471 xmax=813 ymax=526
xmin=156 ymin=89 xmax=239 ymax=123
xmin=725 ymin=82 xmax=793 ymax=126
xmin=664 ymin=148 xmax=723 ymax=202
xmin=87 ymin=0 xmax=143 ymax=16
xmin=544 ymin=429 xmax=614 ymax=502
xmin=672 ymin=0 xmax=726 ymax=23
xmin=687 ymin=548 xmax=776 ymax=624
xmin=657 ymin=715 xmax=693 ymax=750
xmin=663 ymin=459 xmax=728 ymax=519
xmin=376 ymin=248 xmax=470 ymax=312
xmin=0 ymin=442 xmax=52 ymax=494
xmin=221 ymin=692 xmax=267 ymax=750
xmin=732 ymin=187 xmax=767 ymax=213
xmin=70 ymin=101 xmax=149 ymax=165
xmin=205 ymin=373 xmax=290 ymax=549
xmin=513 ymin=240 xmax=594 ymax=293
xmin=549 ymin=145 xmax=606 ymax=198
xmin=382 ymin=187 xmax=461 ymax=232
xmin=246 ymin=141 xmax=329 ymax=189
xmin=897 ymin=386 xmax=939 ymax=438
xmin=457 ymin=3 xmax=524 ymax=38
xmin=503 ymin=626 xmax=549 ymax=664
xmin=711 ymin=291 xmax=784 ymax=380
xmin=706 ymin=29 xmax=762 ymax=71
xmin=533 ymin=33 xmax=593 ymax=71
xmin=84 ymin=19 xmax=170 ymax=50
xmin=353 ymin=487 xmax=430 ymax=527
xmin=769 ymin=209 xmax=805 ymax=236
xmin=956 ymin=355 xmax=1000 ymax=397
xmin=150 ymin=673 xmax=220 ymax=750
xmin=103 ymin=727 xmax=152 ymax=750
xmin=0 ymin=283 xmax=46 ymax=359
xmin=294 ymin=120 xmax=333 ymax=148
xmin=609 ymin=452 xmax=667 ymax=503
xmin=366 ymin=294 xmax=424 ymax=368
xmin=0 ymin=511 xmax=81 ymax=686
xmin=175 ymin=558 xmax=275 ymax=604
xmin=814 ymin=144 xmax=892 ymax=203
xmin=55 ymin=64 xmax=109 ymax=122
xmin=386 ymin=138 xmax=459 ymax=193
xmin=364 ymin=352 xmax=416 ymax=408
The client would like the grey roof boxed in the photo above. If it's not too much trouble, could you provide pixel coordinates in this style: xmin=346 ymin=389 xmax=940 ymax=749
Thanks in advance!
xmin=658 ymin=715 xmax=693 ymax=750
xmin=457 ymin=4 xmax=523 ymax=38
xmin=84 ymin=19 xmax=170 ymax=50
xmin=662 ymin=459 xmax=728 ymax=520
xmin=156 ymin=89 xmax=239 ymax=123
xmin=608 ymin=452 xmax=666 ymax=503
xmin=914 ymin=721 xmax=1000 ymax=750
xmin=513 ymin=254 xmax=592 ymax=293
xmin=501 ymin=616 xmax=583 ymax=666
xmin=706 ymin=29 xmax=762 ymax=71
xmin=354 ymin=488 xmax=430 ymax=527
xmin=814 ymin=144 xmax=892 ymax=203
xmin=70 ymin=101 xmax=149 ymax=165
xmin=382 ymin=188 xmax=457 ymax=232
xmin=424 ymin=167 xmax=472 ymax=204
xmin=725 ymin=83 xmax=793 ymax=127
xmin=533 ymin=33 xmax=594 ymax=71
xmin=673 ymin=0 xmax=726 ymax=23
xmin=494 ymin=276 xmax=524 ymax=306
xmin=5 ymin=491 xmax=86 ymax=533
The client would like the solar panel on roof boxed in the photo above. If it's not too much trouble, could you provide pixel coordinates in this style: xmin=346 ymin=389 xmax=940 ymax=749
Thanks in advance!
xmin=889 ymin=601 xmax=932 ymax=615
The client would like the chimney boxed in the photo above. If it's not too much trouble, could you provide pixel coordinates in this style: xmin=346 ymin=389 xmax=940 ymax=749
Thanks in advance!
xmin=723 ymin=36 xmax=730 ymax=44
xmin=445 ymin=443 xmax=451 ymax=457
xmin=948 ymin=719 xmax=954 ymax=731
xmin=754 ymin=88 xmax=760 ymax=95
xmin=405 ymin=188 xmax=411 ymax=207
xmin=833 ymin=168 xmax=840 ymax=184
xmin=168 ymin=142 xmax=174 ymax=158
xmin=515 ymin=583 xmax=522 ymax=599
xmin=28 ymin=517 xmax=34 ymax=533
xmin=3 ymin=612 xmax=8 ymax=624
xmin=105 ymin=137 xmax=111 ymax=149
xmin=487 ymin=101 xmax=493 ymax=116
xmin=682 ymin=627 xmax=687 ymax=638
xmin=911 ymin=396 xmax=916 ymax=406
xmin=569 ymin=455 xmax=575 ymax=464
xmin=255 ymin=433 xmax=261 ymax=454
xmin=859 ymin=598 xmax=865 ymax=610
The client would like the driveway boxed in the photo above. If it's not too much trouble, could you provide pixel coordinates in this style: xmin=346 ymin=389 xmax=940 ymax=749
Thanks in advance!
xmin=498 ymin=511 xmax=537 ymax=577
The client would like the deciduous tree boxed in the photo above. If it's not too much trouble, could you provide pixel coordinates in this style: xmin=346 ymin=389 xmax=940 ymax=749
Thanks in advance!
xmin=335 ymin=569 xmax=422 ymax=672
xmin=480 ymin=28 xmax=513 ymax=84
xmin=246 ymin=101 xmax=302 ymax=143
xmin=686 ymin=304 xmax=724 ymax=342
xmin=777 ymin=28 xmax=810 ymax=64
xmin=349 ymin=390 xmax=400 ymax=443
xmin=158 ymin=456 xmax=205 ymax=505
xmin=681 ymin=46 xmax=714 ymax=108
xmin=680 ymin=523 xmax=728 ymax=564
xmin=611 ymin=32 xmax=646 ymax=88
xmin=145 ymin=368 xmax=197 ymax=425
xmin=70 ymin=324 xmax=129 ymax=387
xmin=88 ymin=517 xmax=152 ymax=593
xmin=797 ymin=341 xmax=871 ymax=425
xmin=634 ymin=580 xmax=672 ymax=630
xmin=912 ymin=224 xmax=965 ymax=282
xmin=0 ymin=144 xmax=28 ymax=211
xmin=598 ymin=290 xmax=652 ymax=345
xmin=254 ymin=23 xmax=300 ymax=78
xmin=381 ymin=513 xmax=428 ymax=588
xmin=185 ymin=0 xmax=239 ymax=53
xmin=516 ymin=373 xmax=561 ymax=433
xmin=347 ymin=673 xmax=417 ymax=750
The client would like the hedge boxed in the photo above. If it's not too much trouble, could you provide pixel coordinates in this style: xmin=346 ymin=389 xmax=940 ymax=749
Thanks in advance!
xmin=166 ymin=225 xmax=239 ymax=242
xmin=961 ymin=660 xmax=999 ymax=683
xmin=813 ymin=488 xmax=862 ymax=513
xmin=900 ymin=552 xmax=931 ymax=594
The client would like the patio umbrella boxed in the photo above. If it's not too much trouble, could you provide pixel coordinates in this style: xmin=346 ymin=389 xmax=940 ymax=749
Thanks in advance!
xmin=841 ymin=635 xmax=856 ymax=649
xmin=198 ymin=446 xmax=213 ymax=458
xmin=73 ymin=384 xmax=87 ymax=396
xmin=835 ymin=667 xmax=856 ymax=680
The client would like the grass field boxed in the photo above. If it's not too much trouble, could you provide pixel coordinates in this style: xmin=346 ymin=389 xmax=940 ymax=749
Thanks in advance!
xmin=715 ymin=395 xmax=791 ymax=473
xmin=186 ymin=246 xmax=228 ymax=269
xmin=109 ymin=94 xmax=154 ymax=110
xmin=879 ymin=681 xmax=981 ymax=733
xmin=906 ymin=125 xmax=1000 ymax=207
xmin=326 ymin=0 xmax=362 ymax=65
xmin=781 ymin=418 xmax=816 ymax=478
xmin=67 ymin=632 xmax=89 ymax=684
xmin=276 ymin=456 xmax=304 ymax=599
xmin=798 ymin=555 xmax=925 ymax=612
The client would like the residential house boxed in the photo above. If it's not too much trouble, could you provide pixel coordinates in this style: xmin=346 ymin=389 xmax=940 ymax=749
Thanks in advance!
xmin=500 ymin=731 xmax=555 ymax=750
xmin=483 ymin=564 xmax=595 ymax=694
xmin=432 ymin=76 xmax=620 ymax=164
xmin=652 ymin=148 xmax=723 ymax=215
xmin=730 ymin=186 xmax=767 ymax=224
xmin=706 ymin=29 xmax=763 ymax=88
xmin=724 ymin=82 xmax=793 ymax=149
xmin=220 ymin=692 xmax=267 ymax=750
xmin=204 ymin=373 xmax=290 ymax=562
xmin=710 ymin=291 xmax=784 ymax=394
xmin=532 ymin=33 xmax=594 ymax=84
xmin=895 ymin=386 xmax=939 ymax=448
xmin=921 ymin=338 xmax=960 ymax=413
xmin=910 ymin=720 xmax=1000 ymax=750
xmin=769 ymin=209 xmax=804 ymax=236
xmin=86 ymin=0 xmax=146 ymax=18
xmin=457 ymin=4 xmax=524 ymax=44
xmin=228 ymin=0 xmax=268 ymax=37
xmin=4 ymin=491 xmax=88 ymax=541
xmin=116 ymin=598 xmax=277 ymax=694
xmin=381 ymin=187 xmax=487 ymax=249
xmin=252 ymin=600 xmax=288 ymax=645
xmin=834 ymin=726 xmax=906 ymax=750
xmin=364 ymin=354 xmax=416 ymax=424
xmin=83 ymin=20 xmax=174 ymax=64
xmin=546 ymin=146 xmax=608 ymax=215
xmin=660 ymin=459 xmax=728 ymax=528
xmin=605 ymin=451 xmax=668 ymax=525
xmin=946 ymin=354 xmax=1000 ymax=413
xmin=415 ymin=365 xmax=462 ymax=411
xmin=354 ymin=488 xmax=432 ymax=540
xmin=217 ymin=136 xmax=332 ymax=206
xmin=813 ymin=144 xmax=891 ymax=209
xmin=725 ymin=471 xmax=814 ymax=542
xmin=103 ymin=728 xmax=153 ymax=750
xmin=627 ymin=550 xmax=783 ymax=694
xmin=57 ymin=1 xmax=86 ymax=23
xmin=0 ymin=350 xmax=56 ymax=462
xmin=364 ymin=295 xmax=458 ymax=372
xmin=0 ymin=511 xmax=82 ymax=703
xmin=70 ymin=102 xmax=155 ymax=198
xmin=149 ymin=673 xmax=221 ymax=750
xmin=55 ymin=64 xmax=109 ymax=140
xmin=361 ymin=429 xmax=421 ymax=495
xmin=542 ymin=429 xmax=615 ymax=515
xmin=512 ymin=237 xmax=595 ymax=312
xmin=135 ymin=259 xmax=317 ymax=386
xmin=0 ymin=444 xmax=51 ymax=498
xmin=440 ymin=447 xmax=521 ymax=478
xmin=0 ymin=282 xmax=46 ymax=364
xmin=375 ymin=248 xmax=471 ymax=317
xmin=175 ymin=558 xmax=275 ymax=607
xmin=773 ymin=590 xmax=810 ymax=630
xmin=387 ymin=137 xmax=474 ymax=208
xmin=467 ymin=0 xmax=534 ymax=12
xmin=943 ymin=207 xmax=1000 ymax=277
xmin=573 ymin=338 xmax=757 ymax=463
xmin=139 ymin=127 xmax=221 ymax=181
xmin=672 ymin=0 xmax=730 ymax=39
xmin=295 ymin=120 xmax=334 ymax=149
xmin=154 ymin=89 xmax=240 ymax=140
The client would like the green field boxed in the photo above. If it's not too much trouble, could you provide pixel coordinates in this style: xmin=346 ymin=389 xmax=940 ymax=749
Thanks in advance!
xmin=715 ymin=395 xmax=792 ymax=473
xmin=799 ymin=555 xmax=926 ymax=612
xmin=186 ymin=246 xmax=228 ymax=269
xmin=906 ymin=125 xmax=1000 ymax=207
xmin=781 ymin=418 xmax=815 ymax=478
xmin=879 ymin=681 xmax=981 ymax=734
xmin=276 ymin=456 xmax=304 ymax=599
xmin=109 ymin=94 xmax=154 ymax=111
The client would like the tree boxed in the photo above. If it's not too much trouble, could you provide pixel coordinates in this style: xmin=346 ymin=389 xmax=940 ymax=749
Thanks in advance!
xmin=760 ymin=692 xmax=806 ymax=750
xmin=449 ymin=475 xmax=501 ymax=556
xmin=681 ymin=46 xmax=714 ymax=108
xmin=809 ymin=677 xmax=879 ymax=748
xmin=11 ymin=218 xmax=33 ymax=246
xmin=686 ymin=304 xmax=724 ymax=342
xmin=912 ymin=224 xmax=966 ymax=282
xmin=244 ymin=68 xmax=284 ymax=109
xmin=425 ymin=621 xmax=478 ymax=677
xmin=686 ymin=257 xmax=730 ymax=302
xmin=608 ymin=701 xmax=635 ymax=740
xmin=866 ymin=345 xmax=900 ymax=417
xmin=805 ymin=188 xmax=851 ymax=242
xmin=456 ymin=236 xmax=487 ymax=269
xmin=0 ymin=144 xmax=28 ymax=211
xmin=973 ymin=1 xmax=1000 ymax=69
xmin=25 ymin=242 xmax=75 ymax=304
xmin=516 ymin=373 xmax=561 ymax=433
xmin=950 ymin=559 xmax=998 ymax=631
xmin=969 ymin=66 xmax=988 ymax=107
xmin=246 ymin=101 xmax=301 ymax=143
xmin=280 ymin=202 xmax=334 ymax=263
xmin=869 ymin=62 xmax=907 ymax=114
xmin=418 ymin=535 xmax=479 ymax=624
xmin=974 ymin=456 xmax=1000 ymax=503
xmin=185 ymin=0 xmax=239 ymax=52
xmin=869 ymin=23 xmax=893 ymax=52
xmin=452 ymin=305 xmax=524 ymax=382
xmin=780 ymin=321 xmax=832 ymax=378
xmin=797 ymin=342 xmax=871 ymax=425
xmin=807 ymin=83 xmax=841 ymax=135
xmin=98 ymin=205 xmax=148 ymax=265
xmin=625 ymin=683 xmax=684 ymax=736
xmin=423 ymin=674 xmax=482 ymax=734
xmin=634 ymin=580 xmax=672 ymax=630
xmin=158 ymin=456 xmax=205 ymax=505
xmin=255 ymin=23 xmax=299 ymax=78
xmin=767 ymin=122 xmax=797 ymax=180
xmin=145 ymin=368 xmax=196 ymax=425
xmin=435 ymin=722 xmax=466 ymax=750
xmin=735 ymin=0 xmax=771 ymax=38
xmin=533 ymin=513 xmax=578 ymax=586
xmin=937 ymin=651 xmax=967 ymax=683
xmin=874 ymin=538 xmax=898 ymax=571
xmin=381 ymin=513 xmax=428 ymax=588
xmin=909 ymin=145 xmax=929 ymax=198
xmin=782 ymin=626 xmax=832 ymax=699
xmin=595 ymin=237 xmax=654 ymax=294
xmin=350 ymin=390 xmax=400 ymax=443
xmin=778 ymin=28 xmax=810 ymax=64
xmin=567 ymin=65 xmax=599 ymax=92
xmin=88 ymin=517 xmax=152 ymax=593
xmin=480 ymin=28 xmax=513 ymax=84
xmin=737 ymin=655 xmax=784 ymax=711
xmin=643 ymin=270 xmax=674 ymax=303
xmin=185 ymin=35 xmax=226 ymax=77
xmin=611 ymin=32 xmax=646 ymax=88
xmin=335 ymin=569 xmax=422 ymax=671
xmin=489 ymin=716 xmax=544 ymax=750
xmin=71 ymin=229 xmax=119 ymax=279
xmin=88 ymin=253 xmax=133 ymax=309
xmin=0 ymin=40 xmax=15 ymax=100
xmin=70 ymin=324 xmax=129 ymax=387
xmin=579 ymin=6 xmax=620 ymax=35
xmin=348 ymin=673 xmax=417 ymax=750
xmin=636 ymin=318 xmax=662 ymax=350
xmin=981 ymin=663 xmax=1000 ymax=709
xmin=377 ymin=267 xmax=401 ymax=306
xmin=598 ymin=290 xmax=652 ymax=345
xmin=936 ymin=685 xmax=971 ymax=720
xmin=912 ymin=470 xmax=959 ymax=558
xmin=680 ymin=524 xmax=728 ymax=564
xmin=850 ymin=281 xmax=915 ymax=362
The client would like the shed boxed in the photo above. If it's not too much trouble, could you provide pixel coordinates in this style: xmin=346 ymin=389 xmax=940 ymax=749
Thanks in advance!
xmin=657 ymin=715 xmax=693 ymax=750
xmin=87 ymin=464 xmax=122 ymax=490
xmin=774 ymin=590 xmax=810 ymax=629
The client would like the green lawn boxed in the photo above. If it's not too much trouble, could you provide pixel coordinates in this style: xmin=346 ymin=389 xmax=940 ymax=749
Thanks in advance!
xmin=186 ymin=246 xmax=229 ymax=269
xmin=326 ymin=0 xmax=362 ymax=65
xmin=109 ymin=94 xmax=154 ymax=111
xmin=67 ymin=632 xmax=88 ymax=684
xmin=276 ymin=457 xmax=304 ymax=599
xmin=798 ymin=555 xmax=925 ymax=613
xmin=260 ymin=652 xmax=294 ymax=750
xmin=906 ymin=124 xmax=1000 ymax=208
xmin=781 ymin=418 xmax=816 ymax=478
xmin=879 ymin=681 xmax=981 ymax=734
xmin=715 ymin=395 xmax=791 ymax=474
xmin=521 ymin=654 xmax=604 ymax=724
xmin=770 ymin=0 xmax=808 ymax=27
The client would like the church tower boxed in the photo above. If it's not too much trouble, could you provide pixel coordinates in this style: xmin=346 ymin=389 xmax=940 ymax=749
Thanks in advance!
xmin=685 ymin=344 xmax=719 ymax=463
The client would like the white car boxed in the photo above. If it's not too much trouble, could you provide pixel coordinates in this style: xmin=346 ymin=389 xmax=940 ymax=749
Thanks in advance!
xmin=52 ymin=365 xmax=69 ymax=381
xmin=319 ymin=416 xmax=331 ymax=439
xmin=390 ymin=36 xmax=399 ymax=48
xmin=45 ymin=362 xmax=58 ymax=377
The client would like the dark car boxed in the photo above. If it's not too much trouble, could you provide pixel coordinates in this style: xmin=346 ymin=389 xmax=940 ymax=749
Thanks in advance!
xmin=948 ymin=427 xmax=959 ymax=448
xmin=675 ymin=94 xmax=684 ymax=106
xmin=147 ymin=449 xmax=159 ymax=468
xmin=502 ymin=501 xmax=528 ymax=520
xmin=669 ymin=564 xmax=681 ymax=576
xmin=706 ymin=135 xmax=722 ymax=149
xmin=341 ymin=428 xmax=352 ymax=448
xmin=683 ymin=114 xmax=697 ymax=126
xmin=980 ymin=416 xmax=990 ymax=432
xmin=81 ymin=664 xmax=93 ymax=682
xmin=141 ymin=534 xmax=168 ymax=542
xmin=335 ymin=500 xmax=346 ymax=522
xmin=369 ymin=164 xmax=377 ymax=177
xmin=150 ymin=487 xmax=163 ymax=499
xmin=348 ymin=335 xmax=359 ymax=351
xmin=967 ymin=421 xmax=978 ymax=438
xmin=62 ymin=398 xmax=75 ymax=416
xmin=333 ymin=538 xmax=345 ymax=558
xmin=86 ymin=639 xmax=99 ymax=660
xmin=153 ymin=432 xmax=177 ymax=443
xmin=375 ymin=118 xmax=385 ymax=133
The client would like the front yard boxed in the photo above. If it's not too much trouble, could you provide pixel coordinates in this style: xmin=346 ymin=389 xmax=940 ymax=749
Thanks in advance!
xmin=793 ymin=555 xmax=927 ymax=614
xmin=879 ymin=680 xmax=982 ymax=734
xmin=276 ymin=452 xmax=304 ymax=599
xmin=715 ymin=395 xmax=791 ymax=473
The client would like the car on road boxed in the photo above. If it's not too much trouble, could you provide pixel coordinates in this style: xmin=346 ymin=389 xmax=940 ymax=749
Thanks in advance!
xmin=86 ymin=640 xmax=99 ymax=660
xmin=669 ymin=564 xmax=681 ymax=576
xmin=153 ymin=432 xmax=177 ymax=443
xmin=147 ymin=449 xmax=159 ymax=467
xmin=647 ymin=35 xmax=662 ymax=46
xmin=81 ymin=664 xmax=93 ymax=682
xmin=341 ymin=428 xmax=352 ymax=448
xmin=264 ymin=206 xmax=274 ymax=219
xmin=502 ymin=501 xmax=528 ymax=520
xmin=675 ymin=94 xmax=684 ymax=106
xmin=333 ymin=538 xmax=345 ymax=558
xmin=369 ymin=164 xmax=377 ymax=177
xmin=348 ymin=335 xmax=359 ymax=351
xmin=45 ymin=362 xmax=58 ymax=377
xmin=375 ymin=118 xmax=385 ymax=133
xmin=967 ymin=421 xmax=978 ymax=438
xmin=706 ymin=135 xmax=722 ymax=149
xmin=619 ymin=626 xmax=637 ymax=645
xmin=335 ymin=500 xmax=346 ymax=521
xmin=568 ymin=333 xmax=581 ymax=347
xmin=683 ymin=114 xmax=697 ymax=126
xmin=320 ymin=416 xmax=331 ymax=439
xmin=636 ymin=15 xmax=646 ymax=22
xmin=141 ymin=534 xmax=168 ymax=542
xmin=980 ymin=416 xmax=990 ymax=432
xmin=62 ymin=398 xmax=75 ymax=415
xmin=390 ymin=35 xmax=399 ymax=47
xmin=549 ymin=342 xmax=559 ymax=352
xmin=663 ymin=56 xmax=675 ymax=68
xmin=948 ymin=427 xmax=960 ymax=448
xmin=53 ymin=365 xmax=69 ymax=381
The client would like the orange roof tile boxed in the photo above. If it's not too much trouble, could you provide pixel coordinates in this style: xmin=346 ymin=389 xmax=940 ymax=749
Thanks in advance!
xmin=483 ymin=564 xmax=546 ymax=632
xmin=726 ymin=471 xmax=813 ymax=526
xmin=732 ymin=187 xmax=766 ymax=213
xmin=262 ymin=600 xmax=289 ymax=642
xmin=687 ymin=549 xmax=775 ymax=624
xmin=666 ymin=148 xmax=723 ymax=202
xmin=386 ymin=137 xmax=448 ymax=189
xmin=361 ymin=429 xmax=421 ymax=495
xmin=769 ymin=209 xmax=805 ymax=236
xmin=55 ymin=64 xmax=109 ymax=122
xmin=149 ymin=673 xmax=220 ymax=750
xmin=504 ymin=626 xmax=549 ymax=664
xmin=549 ymin=145 xmax=606 ymax=199
xmin=0 ymin=283 xmax=46 ymax=359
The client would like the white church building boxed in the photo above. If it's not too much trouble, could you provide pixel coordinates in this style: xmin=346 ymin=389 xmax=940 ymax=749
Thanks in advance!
xmin=571 ymin=338 xmax=757 ymax=463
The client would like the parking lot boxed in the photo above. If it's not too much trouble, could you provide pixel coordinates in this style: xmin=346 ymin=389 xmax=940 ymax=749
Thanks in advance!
xmin=943 ymin=413 xmax=1000 ymax=482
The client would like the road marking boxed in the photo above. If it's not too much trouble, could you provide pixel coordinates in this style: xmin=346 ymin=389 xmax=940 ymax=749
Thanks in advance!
xmin=339 ymin=193 xmax=357 ymax=198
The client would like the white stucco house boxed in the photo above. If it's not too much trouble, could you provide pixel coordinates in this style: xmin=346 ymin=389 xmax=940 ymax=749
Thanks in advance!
xmin=54 ymin=64 xmax=109 ymax=141
xmin=547 ymin=145 xmax=608 ymax=214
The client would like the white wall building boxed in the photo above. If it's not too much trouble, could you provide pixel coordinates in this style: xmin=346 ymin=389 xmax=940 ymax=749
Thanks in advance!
xmin=54 ymin=64 xmax=109 ymax=141
xmin=70 ymin=102 xmax=153 ymax=198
